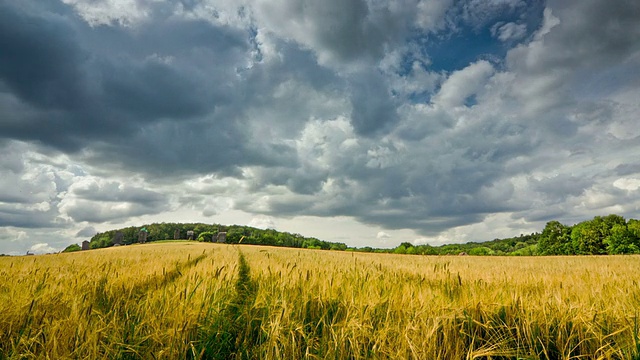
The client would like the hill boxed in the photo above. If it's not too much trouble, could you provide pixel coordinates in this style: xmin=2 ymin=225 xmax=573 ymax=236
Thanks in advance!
xmin=84 ymin=222 xmax=347 ymax=251
xmin=64 ymin=214 xmax=640 ymax=256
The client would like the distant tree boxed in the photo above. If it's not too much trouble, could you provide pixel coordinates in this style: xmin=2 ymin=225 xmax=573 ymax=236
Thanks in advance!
xmin=393 ymin=245 xmax=407 ymax=254
xmin=538 ymin=221 xmax=572 ymax=255
xmin=510 ymin=245 xmax=537 ymax=256
xmin=197 ymin=231 xmax=216 ymax=242
xmin=571 ymin=215 xmax=625 ymax=255
xmin=602 ymin=214 xmax=626 ymax=228
xmin=90 ymin=233 xmax=112 ymax=249
xmin=627 ymin=219 xmax=640 ymax=240
xmin=468 ymin=247 xmax=494 ymax=256
xmin=605 ymin=223 xmax=640 ymax=254
xmin=571 ymin=220 xmax=604 ymax=255
xmin=330 ymin=244 xmax=347 ymax=251
xmin=62 ymin=244 xmax=82 ymax=253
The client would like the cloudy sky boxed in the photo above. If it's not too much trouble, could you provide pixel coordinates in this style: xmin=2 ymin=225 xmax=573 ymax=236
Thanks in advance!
xmin=1 ymin=0 xmax=640 ymax=254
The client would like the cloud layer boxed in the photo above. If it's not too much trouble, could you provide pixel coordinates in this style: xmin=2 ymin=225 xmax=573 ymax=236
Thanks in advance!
xmin=1 ymin=0 xmax=639 ymax=254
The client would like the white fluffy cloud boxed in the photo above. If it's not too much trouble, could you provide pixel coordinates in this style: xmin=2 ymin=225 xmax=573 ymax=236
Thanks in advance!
xmin=433 ymin=60 xmax=495 ymax=109
xmin=491 ymin=22 xmax=527 ymax=42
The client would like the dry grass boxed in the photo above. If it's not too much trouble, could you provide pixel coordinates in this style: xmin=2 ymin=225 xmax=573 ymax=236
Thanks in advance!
xmin=1 ymin=242 xmax=639 ymax=359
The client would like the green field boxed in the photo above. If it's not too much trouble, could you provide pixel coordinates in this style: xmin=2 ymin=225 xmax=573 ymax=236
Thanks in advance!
xmin=1 ymin=242 xmax=640 ymax=359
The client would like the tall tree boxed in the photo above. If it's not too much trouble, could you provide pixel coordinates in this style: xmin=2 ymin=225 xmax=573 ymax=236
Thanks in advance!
xmin=538 ymin=221 xmax=572 ymax=255
xmin=605 ymin=223 xmax=638 ymax=254
xmin=571 ymin=215 xmax=626 ymax=255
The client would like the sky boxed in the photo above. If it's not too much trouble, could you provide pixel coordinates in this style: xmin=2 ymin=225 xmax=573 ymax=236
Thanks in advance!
xmin=1 ymin=0 xmax=640 ymax=255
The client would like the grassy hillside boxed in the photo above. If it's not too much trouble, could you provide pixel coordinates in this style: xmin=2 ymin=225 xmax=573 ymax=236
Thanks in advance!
xmin=2 ymin=242 xmax=640 ymax=358
xmin=71 ymin=214 xmax=640 ymax=257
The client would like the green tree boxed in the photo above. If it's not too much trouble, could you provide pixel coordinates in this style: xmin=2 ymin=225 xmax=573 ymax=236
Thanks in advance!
xmin=570 ymin=215 xmax=625 ymax=255
xmin=393 ymin=245 xmax=407 ymax=254
xmin=197 ymin=231 xmax=216 ymax=242
xmin=468 ymin=247 xmax=495 ymax=256
xmin=627 ymin=219 xmax=640 ymax=239
xmin=62 ymin=244 xmax=82 ymax=253
xmin=571 ymin=220 xmax=603 ymax=254
xmin=606 ymin=223 xmax=640 ymax=254
xmin=538 ymin=221 xmax=572 ymax=255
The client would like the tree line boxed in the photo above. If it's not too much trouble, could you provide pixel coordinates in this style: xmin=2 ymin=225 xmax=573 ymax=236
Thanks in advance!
xmin=82 ymin=222 xmax=348 ymax=251
xmin=537 ymin=214 xmax=640 ymax=255
xmin=63 ymin=214 xmax=640 ymax=256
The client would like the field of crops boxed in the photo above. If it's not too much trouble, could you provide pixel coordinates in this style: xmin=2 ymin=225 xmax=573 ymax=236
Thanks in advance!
xmin=1 ymin=242 xmax=640 ymax=359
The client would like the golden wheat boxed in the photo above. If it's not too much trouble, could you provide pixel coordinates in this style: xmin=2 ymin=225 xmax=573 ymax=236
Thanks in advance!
xmin=1 ymin=242 xmax=639 ymax=359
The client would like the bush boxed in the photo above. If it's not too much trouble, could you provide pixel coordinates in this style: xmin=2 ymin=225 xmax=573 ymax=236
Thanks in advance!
xmin=197 ymin=231 xmax=217 ymax=242
xmin=62 ymin=244 xmax=82 ymax=253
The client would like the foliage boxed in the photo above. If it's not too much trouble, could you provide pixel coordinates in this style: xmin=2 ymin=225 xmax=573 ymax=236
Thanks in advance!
xmin=78 ymin=214 xmax=640 ymax=257
xmin=62 ymin=244 xmax=82 ymax=253
xmin=384 ymin=214 xmax=640 ymax=256
xmin=569 ymin=215 xmax=640 ymax=255
xmin=196 ymin=231 xmax=217 ymax=242
xmin=538 ymin=221 xmax=572 ymax=255
xmin=87 ymin=222 xmax=347 ymax=252
xmin=606 ymin=222 xmax=640 ymax=254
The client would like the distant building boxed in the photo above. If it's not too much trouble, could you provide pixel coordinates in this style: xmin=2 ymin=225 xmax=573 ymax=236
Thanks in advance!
xmin=187 ymin=230 xmax=194 ymax=240
xmin=217 ymin=232 xmax=227 ymax=243
xmin=82 ymin=240 xmax=90 ymax=250
xmin=138 ymin=228 xmax=149 ymax=243
xmin=112 ymin=231 xmax=124 ymax=246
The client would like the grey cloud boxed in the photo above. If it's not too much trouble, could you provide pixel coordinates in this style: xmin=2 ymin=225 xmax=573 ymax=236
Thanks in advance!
xmin=250 ymin=166 xmax=327 ymax=195
xmin=550 ymin=0 xmax=640 ymax=69
xmin=0 ymin=1 xmax=88 ymax=112
xmin=529 ymin=175 xmax=592 ymax=201
xmin=508 ymin=0 xmax=640 ymax=77
xmin=71 ymin=181 xmax=167 ymax=206
xmin=60 ymin=184 xmax=169 ymax=223
xmin=0 ymin=0 xmax=270 ymax=176
xmin=0 ymin=205 xmax=65 ymax=229
xmin=75 ymin=226 xmax=97 ymax=238
xmin=462 ymin=0 xmax=526 ymax=30
xmin=615 ymin=163 xmax=640 ymax=176
xmin=349 ymin=71 xmax=399 ymax=135
xmin=0 ymin=142 xmax=66 ymax=228
xmin=254 ymin=0 xmax=417 ymax=66
xmin=84 ymin=116 xmax=298 ymax=178
xmin=0 ymin=208 xmax=45 ymax=228
xmin=101 ymin=60 xmax=214 ymax=120
xmin=60 ymin=201 xmax=155 ymax=223
xmin=250 ymin=125 xmax=530 ymax=236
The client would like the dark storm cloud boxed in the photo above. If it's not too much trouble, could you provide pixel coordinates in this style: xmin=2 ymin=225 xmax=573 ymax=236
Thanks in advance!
xmin=101 ymin=60 xmax=213 ymax=120
xmin=509 ymin=0 xmax=640 ymax=77
xmin=529 ymin=174 xmax=592 ymax=200
xmin=0 ymin=0 xmax=258 ymax=173
xmin=0 ymin=1 xmax=87 ymax=112
xmin=549 ymin=0 xmax=640 ymax=69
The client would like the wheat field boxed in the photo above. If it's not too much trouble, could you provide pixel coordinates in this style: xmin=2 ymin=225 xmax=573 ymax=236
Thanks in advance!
xmin=1 ymin=242 xmax=639 ymax=359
